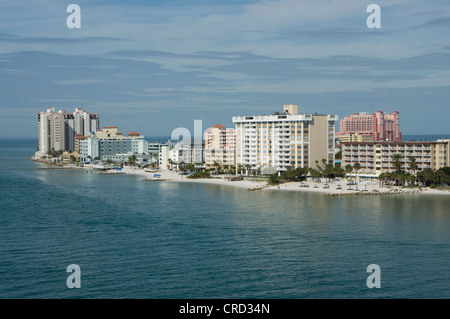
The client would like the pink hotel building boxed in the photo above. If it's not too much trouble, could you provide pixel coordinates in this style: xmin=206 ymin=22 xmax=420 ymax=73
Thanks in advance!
xmin=337 ymin=111 xmax=402 ymax=142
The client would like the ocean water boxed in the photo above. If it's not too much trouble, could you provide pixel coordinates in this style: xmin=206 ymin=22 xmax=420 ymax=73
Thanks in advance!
xmin=403 ymin=134 xmax=450 ymax=141
xmin=0 ymin=140 xmax=450 ymax=299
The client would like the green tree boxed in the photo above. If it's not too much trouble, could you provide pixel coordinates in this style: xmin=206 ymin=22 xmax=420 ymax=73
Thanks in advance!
xmin=345 ymin=164 xmax=353 ymax=180
xmin=353 ymin=162 xmax=361 ymax=183
xmin=245 ymin=164 xmax=251 ymax=176
xmin=392 ymin=154 xmax=402 ymax=173
xmin=309 ymin=168 xmax=322 ymax=182
xmin=408 ymin=156 xmax=418 ymax=177
xmin=213 ymin=161 xmax=221 ymax=174
xmin=128 ymin=154 xmax=137 ymax=167
xmin=186 ymin=163 xmax=195 ymax=173
xmin=268 ymin=173 xmax=280 ymax=185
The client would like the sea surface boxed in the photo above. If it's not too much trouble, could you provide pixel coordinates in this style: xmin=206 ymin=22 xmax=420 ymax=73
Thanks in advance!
xmin=0 ymin=139 xmax=449 ymax=299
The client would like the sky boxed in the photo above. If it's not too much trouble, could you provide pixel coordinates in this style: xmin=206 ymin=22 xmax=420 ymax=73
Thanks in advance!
xmin=1 ymin=0 xmax=449 ymax=138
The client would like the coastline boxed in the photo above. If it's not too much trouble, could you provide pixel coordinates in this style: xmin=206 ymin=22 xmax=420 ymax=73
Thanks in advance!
xmin=118 ymin=167 xmax=450 ymax=196
xmin=29 ymin=158 xmax=450 ymax=196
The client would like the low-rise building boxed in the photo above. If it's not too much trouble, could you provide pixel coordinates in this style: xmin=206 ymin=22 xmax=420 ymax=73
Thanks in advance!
xmin=157 ymin=139 xmax=204 ymax=170
xmin=337 ymin=133 xmax=375 ymax=143
xmin=79 ymin=127 xmax=148 ymax=162
xmin=341 ymin=139 xmax=450 ymax=177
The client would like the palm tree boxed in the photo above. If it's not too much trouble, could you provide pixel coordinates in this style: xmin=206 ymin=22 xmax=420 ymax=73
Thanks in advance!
xmin=128 ymin=154 xmax=137 ymax=168
xmin=353 ymin=162 xmax=361 ymax=187
xmin=323 ymin=164 xmax=333 ymax=183
xmin=309 ymin=168 xmax=321 ymax=186
xmin=437 ymin=170 xmax=445 ymax=185
xmin=186 ymin=163 xmax=195 ymax=173
xmin=378 ymin=172 xmax=386 ymax=187
xmin=179 ymin=160 xmax=186 ymax=172
xmin=392 ymin=154 xmax=402 ymax=173
xmin=345 ymin=164 xmax=353 ymax=182
xmin=245 ymin=164 xmax=251 ymax=176
xmin=213 ymin=161 xmax=220 ymax=174
xmin=320 ymin=158 xmax=327 ymax=172
xmin=408 ymin=156 xmax=417 ymax=177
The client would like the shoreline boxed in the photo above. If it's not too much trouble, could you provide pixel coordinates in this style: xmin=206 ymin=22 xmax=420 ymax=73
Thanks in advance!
xmin=30 ymin=158 xmax=450 ymax=196
xmin=120 ymin=167 xmax=450 ymax=196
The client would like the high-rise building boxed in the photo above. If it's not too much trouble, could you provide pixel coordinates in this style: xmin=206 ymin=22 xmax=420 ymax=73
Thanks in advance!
xmin=204 ymin=124 xmax=236 ymax=169
xmin=37 ymin=107 xmax=99 ymax=157
xmin=232 ymin=105 xmax=338 ymax=172
xmin=337 ymin=111 xmax=402 ymax=142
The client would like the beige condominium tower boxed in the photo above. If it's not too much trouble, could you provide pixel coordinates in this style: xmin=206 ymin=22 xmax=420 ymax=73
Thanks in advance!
xmin=37 ymin=107 xmax=99 ymax=157
xmin=232 ymin=105 xmax=338 ymax=173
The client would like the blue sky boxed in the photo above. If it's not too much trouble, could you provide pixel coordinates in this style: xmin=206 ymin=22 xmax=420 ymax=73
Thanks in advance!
xmin=1 ymin=0 xmax=449 ymax=138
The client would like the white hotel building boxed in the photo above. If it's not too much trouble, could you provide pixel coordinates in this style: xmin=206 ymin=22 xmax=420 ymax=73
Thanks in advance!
xmin=232 ymin=105 xmax=338 ymax=172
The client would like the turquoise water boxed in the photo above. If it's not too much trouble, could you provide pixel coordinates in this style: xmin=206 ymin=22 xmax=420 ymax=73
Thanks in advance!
xmin=0 ymin=140 xmax=449 ymax=298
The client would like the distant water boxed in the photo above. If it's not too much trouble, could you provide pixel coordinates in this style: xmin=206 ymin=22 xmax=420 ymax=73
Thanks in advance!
xmin=403 ymin=134 xmax=450 ymax=141
xmin=1 ymin=139 xmax=450 ymax=299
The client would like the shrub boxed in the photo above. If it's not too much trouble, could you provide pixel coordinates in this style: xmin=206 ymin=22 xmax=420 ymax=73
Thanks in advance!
xmin=267 ymin=173 xmax=280 ymax=185
xmin=430 ymin=183 xmax=437 ymax=189
xmin=187 ymin=172 xmax=211 ymax=179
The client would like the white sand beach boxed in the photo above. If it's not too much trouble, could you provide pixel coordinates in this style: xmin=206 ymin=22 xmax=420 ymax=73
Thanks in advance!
xmin=120 ymin=167 xmax=265 ymax=189
xmin=107 ymin=167 xmax=450 ymax=196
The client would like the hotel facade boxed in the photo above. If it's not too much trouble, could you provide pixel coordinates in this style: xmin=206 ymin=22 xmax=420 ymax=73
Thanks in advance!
xmin=337 ymin=111 xmax=402 ymax=142
xmin=232 ymin=105 xmax=338 ymax=172
xmin=37 ymin=107 xmax=99 ymax=157
xmin=158 ymin=140 xmax=204 ymax=170
xmin=341 ymin=140 xmax=450 ymax=177
xmin=79 ymin=126 xmax=148 ymax=162
xmin=204 ymin=124 xmax=236 ymax=169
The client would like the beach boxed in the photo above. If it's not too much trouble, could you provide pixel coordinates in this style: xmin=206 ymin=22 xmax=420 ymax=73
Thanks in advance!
xmin=112 ymin=167 xmax=450 ymax=196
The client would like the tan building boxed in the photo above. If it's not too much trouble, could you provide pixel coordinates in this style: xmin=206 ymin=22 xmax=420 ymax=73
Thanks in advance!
xmin=95 ymin=126 xmax=144 ymax=140
xmin=232 ymin=105 xmax=338 ymax=172
xmin=337 ymin=133 xmax=375 ymax=143
xmin=74 ymin=134 xmax=88 ymax=154
xmin=341 ymin=139 xmax=450 ymax=177
xmin=204 ymin=124 xmax=236 ymax=169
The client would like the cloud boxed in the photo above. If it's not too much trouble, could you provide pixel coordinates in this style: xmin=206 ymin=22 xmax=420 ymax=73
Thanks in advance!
xmin=0 ymin=33 xmax=129 ymax=44
xmin=1 ymin=0 xmax=450 ymax=137
xmin=417 ymin=17 xmax=450 ymax=28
